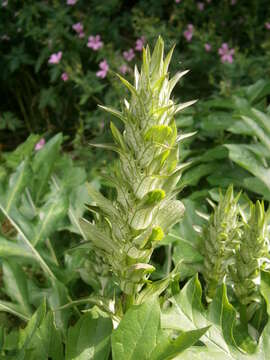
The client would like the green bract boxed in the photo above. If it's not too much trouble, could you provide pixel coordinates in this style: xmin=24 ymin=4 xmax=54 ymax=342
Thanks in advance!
xmin=81 ymin=37 xmax=195 ymax=295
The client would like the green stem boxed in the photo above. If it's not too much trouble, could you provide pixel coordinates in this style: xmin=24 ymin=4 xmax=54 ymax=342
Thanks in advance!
xmin=239 ymin=304 xmax=248 ymax=326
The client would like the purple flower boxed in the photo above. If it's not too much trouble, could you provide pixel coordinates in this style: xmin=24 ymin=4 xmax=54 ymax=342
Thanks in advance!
xmin=183 ymin=24 xmax=194 ymax=42
xmin=218 ymin=43 xmax=235 ymax=63
xmin=175 ymin=0 xmax=181 ymax=3
xmin=119 ymin=64 xmax=130 ymax=75
xmin=197 ymin=2 xmax=204 ymax=11
xmin=231 ymin=0 xmax=237 ymax=4
xmin=61 ymin=72 xmax=69 ymax=81
xmin=135 ymin=36 xmax=145 ymax=51
xmin=265 ymin=22 xmax=270 ymax=30
xmin=72 ymin=22 xmax=83 ymax=33
xmin=204 ymin=43 xmax=211 ymax=52
xmin=35 ymin=138 xmax=45 ymax=151
xmin=48 ymin=51 xmax=62 ymax=64
xmin=123 ymin=48 xmax=135 ymax=61
xmin=87 ymin=35 xmax=103 ymax=51
xmin=67 ymin=0 xmax=77 ymax=5
xmin=96 ymin=60 xmax=109 ymax=78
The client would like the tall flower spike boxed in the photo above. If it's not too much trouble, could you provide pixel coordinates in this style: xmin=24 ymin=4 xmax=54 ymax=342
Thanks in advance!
xmin=202 ymin=185 xmax=241 ymax=299
xmin=81 ymin=37 xmax=195 ymax=296
xmin=229 ymin=201 xmax=270 ymax=305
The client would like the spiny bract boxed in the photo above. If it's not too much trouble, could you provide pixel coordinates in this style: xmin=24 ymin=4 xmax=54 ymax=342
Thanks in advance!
xmin=81 ymin=37 xmax=196 ymax=295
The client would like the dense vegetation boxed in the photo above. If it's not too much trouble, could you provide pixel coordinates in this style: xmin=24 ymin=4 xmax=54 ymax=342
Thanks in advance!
xmin=1 ymin=1 xmax=270 ymax=359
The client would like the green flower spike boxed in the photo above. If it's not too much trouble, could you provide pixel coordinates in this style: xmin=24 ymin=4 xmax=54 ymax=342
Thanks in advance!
xmin=229 ymin=201 xmax=270 ymax=305
xmin=202 ymin=185 xmax=241 ymax=299
xmin=81 ymin=37 xmax=195 ymax=296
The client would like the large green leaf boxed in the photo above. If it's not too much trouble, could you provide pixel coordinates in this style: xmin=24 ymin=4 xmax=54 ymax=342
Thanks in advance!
xmin=25 ymin=311 xmax=64 ymax=360
xmin=161 ymin=276 xmax=246 ymax=359
xmin=66 ymin=312 xmax=112 ymax=360
xmin=112 ymin=297 xmax=208 ymax=360
xmin=111 ymin=297 xmax=160 ymax=360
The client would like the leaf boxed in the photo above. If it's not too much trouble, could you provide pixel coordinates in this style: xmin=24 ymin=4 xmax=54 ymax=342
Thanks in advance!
xmin=0 ymin=236 xmax=34 ymax=260
xmin=66 ymin=312 xmax=112 ymax=360
xmin=162 ymin=276 xmax=245 ymax=359
xmin=32 ymin=133 xmax=63 ymax=203
xmin=18 ymin=300 xmax=47 ymax=358
xmin=0 ymin=300 xmax=30 ymax=321
xmin=225 ymin=144 xmax=270 ymax=191
xmin=32 ymin=190 xmax=68 ymax=246
xmin=3 ymin=134 xmax=40 ymax=169
xmin=25 ymin=311 xmax=64 ymax=360
xmin=47 ymin=279 xmax=72 ymax=332
xmin=2 ymin=260 xmax=32 ymax=317
xmin=111 ymin=297 xmax=160 ymax=360
xmin=242 ymin=115 xmax=270 ymax=152
xmin=150 ymin=327 xmax=210 ymax=360
xmin=0 ymin=160 xmax=31 ymax=213
xmin=0 ymin=204 xmax=56 ymax=279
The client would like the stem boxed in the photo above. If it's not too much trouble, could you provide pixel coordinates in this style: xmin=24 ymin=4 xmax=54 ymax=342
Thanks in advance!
xmin=239 ymin=304 xmax=248 ymax=326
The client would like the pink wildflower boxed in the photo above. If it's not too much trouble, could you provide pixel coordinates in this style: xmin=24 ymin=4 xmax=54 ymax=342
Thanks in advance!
xmin=35 ymin=138 xmax=45 ymax=151
xmin=183 ymin=24 xmax=194 ymax=42
xmin=135 ymin=36 xmax=145 ymax=51
xmin=218 ymin=43 xmax=235 ymax=63
xmin=96 ymin=60 xmax=109 ymax=78
xmin=175 ymin=0 xmax=181 ymax=3
xmin=61 ymin=72 xmax=69 ymax=81
xmin=48 ymin=51 xmax=62 ymax=64
xmin=119 ymin=64 xmax=130 ymax=75
xmin=72 ymin=22 xmax=83 ymax=33
xmin=204 ymin=43 xmax=211 ymax=52
xmin=231 ymin=0 xmax=237 ymax=4
xmin=67 ymin=0 xmax=77 ymax=5
xmin=72 ymin=23 xmax=85 ymax=38
xmin=87 ymin=35 xmax=103 ymax=51
xmin=123 ymin=49 xmax=135 ymax=62
xmin=265 ymin=22 xmax=270 ymax=30
xmin=197 ymin=2 xmax=204 ymax=11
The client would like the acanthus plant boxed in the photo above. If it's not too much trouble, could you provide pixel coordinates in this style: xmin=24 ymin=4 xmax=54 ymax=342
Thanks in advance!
xmin=81 ymin=36 xmax=196 ymax=309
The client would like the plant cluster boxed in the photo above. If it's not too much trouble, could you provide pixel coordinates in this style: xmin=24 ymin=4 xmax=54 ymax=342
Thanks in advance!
xmin=0 ymin=34 xmax=270 ymax=359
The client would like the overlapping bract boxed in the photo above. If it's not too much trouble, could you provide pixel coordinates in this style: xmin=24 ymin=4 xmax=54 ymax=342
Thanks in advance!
xmin=201 ymin=185 xmax=270 ymax=305
xmin=81 ymin=37 xmax=195 ymax=295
